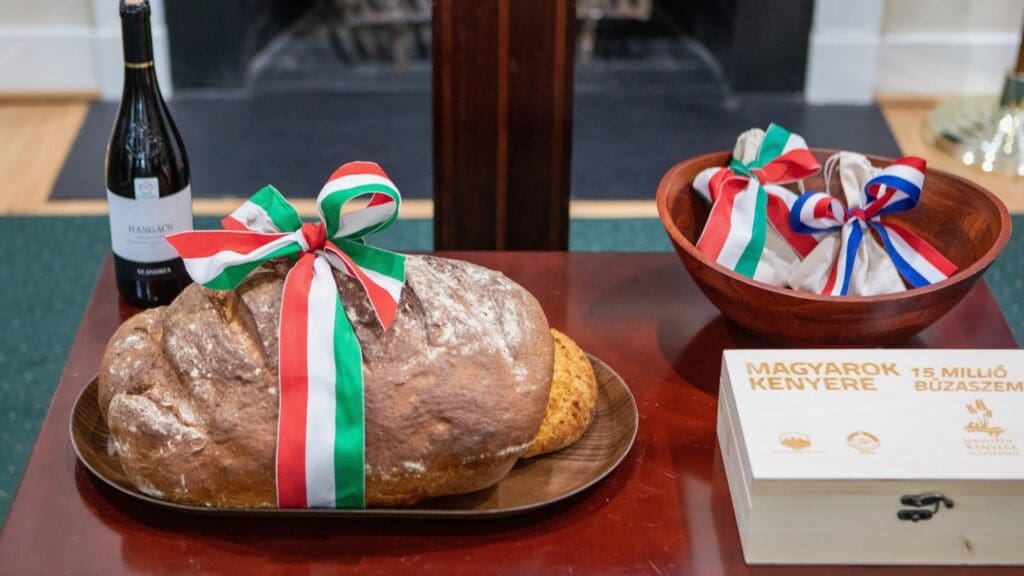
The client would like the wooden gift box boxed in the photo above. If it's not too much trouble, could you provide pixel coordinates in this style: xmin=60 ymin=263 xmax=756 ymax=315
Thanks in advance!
xmin=717 ymin=349 xmax=1024 ymax=565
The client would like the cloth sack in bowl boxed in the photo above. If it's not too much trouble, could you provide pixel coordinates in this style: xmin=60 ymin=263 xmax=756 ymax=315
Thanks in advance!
xmin=787 ymin=152 xmax=957 ymax=296
xmin=693 ymin=124 xmax=821 ymax=286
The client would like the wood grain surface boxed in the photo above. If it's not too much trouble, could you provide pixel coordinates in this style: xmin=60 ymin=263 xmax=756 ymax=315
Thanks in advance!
xmin=432 ymin=0 xmax=574 ymax=250
xmin=0 ymin=253 xmax=1018 ymax=574
xmin=0 ymin=101 xmax=88 ymax=214
xmin=657 ymin=149 xmax=1012 ymax=345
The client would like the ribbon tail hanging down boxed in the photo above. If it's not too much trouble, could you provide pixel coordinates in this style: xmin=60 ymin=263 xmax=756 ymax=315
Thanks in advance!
xmin=864 ymin=158 xmax=957 ymax=288
xmin=277 ymin=253 xmax=366 ymax=509
xmin=696 ymin=177 xmax=767 ymax=278
xmin=821 ymin=221 xmax=864 ymax=296
xmin=870 ymin=221 xmax=957 ymax=288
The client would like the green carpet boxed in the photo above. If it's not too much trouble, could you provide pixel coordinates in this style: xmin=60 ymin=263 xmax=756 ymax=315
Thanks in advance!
xmin=0 ymin=215 xmax=1019 ymax=527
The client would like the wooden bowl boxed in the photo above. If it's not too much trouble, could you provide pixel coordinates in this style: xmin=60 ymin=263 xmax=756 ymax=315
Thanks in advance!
xmin=656 ymin=149 xmax=1012 ymax=345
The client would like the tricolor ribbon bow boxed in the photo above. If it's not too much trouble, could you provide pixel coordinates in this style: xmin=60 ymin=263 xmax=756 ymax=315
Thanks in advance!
xmin=166 ymin=161 xmax=406 ymax=509
xmin=693 ymin=124 xmax=821 ymax=281
xmin=789 ymin=154 xmax=957 ymax=296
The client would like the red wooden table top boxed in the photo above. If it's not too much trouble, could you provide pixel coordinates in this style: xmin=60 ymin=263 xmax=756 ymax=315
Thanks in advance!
xmin=0 ymin=253 xmax=1018 ymax=575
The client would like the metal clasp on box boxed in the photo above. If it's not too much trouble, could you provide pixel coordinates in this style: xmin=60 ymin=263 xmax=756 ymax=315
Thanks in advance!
xmin=897 ymin=492 xmax=954 ymax=522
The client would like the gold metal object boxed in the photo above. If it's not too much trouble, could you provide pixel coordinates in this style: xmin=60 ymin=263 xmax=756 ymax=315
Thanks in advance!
xmin=926 ymin=70 xmax=1024 ymax=178
xmin=124 ymin=60 xmax=154 ymax=69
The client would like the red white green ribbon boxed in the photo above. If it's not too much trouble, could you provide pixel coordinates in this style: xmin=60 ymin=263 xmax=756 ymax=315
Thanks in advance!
xmin=166 ymin=161 xmax=404 ymax=508
xmin=692 ymin=124 xmax=821 ymax=278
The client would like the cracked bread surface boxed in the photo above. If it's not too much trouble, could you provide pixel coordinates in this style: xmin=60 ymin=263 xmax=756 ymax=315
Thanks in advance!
xmin=98 ymin=255 xmax=554 ymax=508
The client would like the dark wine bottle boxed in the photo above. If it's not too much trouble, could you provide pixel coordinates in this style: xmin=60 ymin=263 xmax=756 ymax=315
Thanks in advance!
xmin=105 ymin=0 xmax=192 ymax=308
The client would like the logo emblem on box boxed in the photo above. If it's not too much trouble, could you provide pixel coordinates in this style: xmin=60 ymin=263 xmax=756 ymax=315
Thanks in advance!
xmin=847 ymin=431 xmax=880 ymax=454
xmin=778 ymin=432 xmax=811 ymax=451
xmin=964 ymin=398 xmax=1004 ymax=438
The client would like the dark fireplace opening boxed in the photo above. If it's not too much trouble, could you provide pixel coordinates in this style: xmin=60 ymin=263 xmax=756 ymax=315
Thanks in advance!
xmin=165 ymin=0 xmax=813 ymax=95
xmin=142 ymin=0 xmax=832 ymax=205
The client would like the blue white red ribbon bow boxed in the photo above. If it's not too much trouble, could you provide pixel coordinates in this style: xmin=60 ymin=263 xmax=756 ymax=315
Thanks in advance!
xmin=789 ymin=156 xmax=957 ymax=296
xmin=166 ymin=161 xmax=405 ymax=508
xmin=693 ymin=124 xmax=821 ymax=279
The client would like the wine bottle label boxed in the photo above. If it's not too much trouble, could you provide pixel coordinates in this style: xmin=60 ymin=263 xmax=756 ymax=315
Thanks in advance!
xmin=107 ymin=184 xmax=193 ymax=263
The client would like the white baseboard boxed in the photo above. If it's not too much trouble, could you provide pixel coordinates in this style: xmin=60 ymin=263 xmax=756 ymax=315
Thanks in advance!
xmin=877 ymin=32 xmax=1020 ymax=97
xmin=804 ymin=31 xmax=880 ymax=105
xmin=0 ymin=26 xmax=98 ymax=93
xmin=0 ymin=22 xmax=172 ymax=99
xmin=806 ymin=30 xmax=1021 ymax=103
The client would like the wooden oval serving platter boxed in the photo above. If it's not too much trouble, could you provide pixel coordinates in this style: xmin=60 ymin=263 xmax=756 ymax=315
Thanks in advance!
xmin=70 ymin=354 xmax=637 ymax=518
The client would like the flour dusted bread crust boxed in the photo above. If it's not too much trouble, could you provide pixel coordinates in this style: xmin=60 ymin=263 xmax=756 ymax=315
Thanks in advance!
xmin=99 ymin=255 xmax=554 ymax=508
xmin=523 ymin=329 xmax=598 ymax=458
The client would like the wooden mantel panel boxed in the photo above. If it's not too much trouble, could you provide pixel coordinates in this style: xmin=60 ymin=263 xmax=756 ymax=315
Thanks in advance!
xmin=433 ymin=0 xmax=575 ymax=250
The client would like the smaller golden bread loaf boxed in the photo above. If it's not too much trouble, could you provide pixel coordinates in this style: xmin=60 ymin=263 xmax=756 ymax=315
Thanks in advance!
xmin=524 ymin=329 xmax=598 ymax=458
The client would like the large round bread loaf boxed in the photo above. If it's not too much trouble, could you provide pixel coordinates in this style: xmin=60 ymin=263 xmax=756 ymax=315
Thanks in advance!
xmin=98 ymin=255 xmax=554 ymax=508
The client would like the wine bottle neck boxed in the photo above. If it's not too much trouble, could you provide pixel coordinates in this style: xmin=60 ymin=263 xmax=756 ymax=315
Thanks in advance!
xmin=120 ymin=3 xmax=155 ymax=72
xmin=123 ymin=64 xmax=159 ymax=95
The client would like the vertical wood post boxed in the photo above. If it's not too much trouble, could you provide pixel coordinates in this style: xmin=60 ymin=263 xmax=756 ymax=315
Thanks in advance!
xmin=433 ymin=0 xmax=575 ymax=250
xmin=1016 ymin=17 xmax=1024 ymax=73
